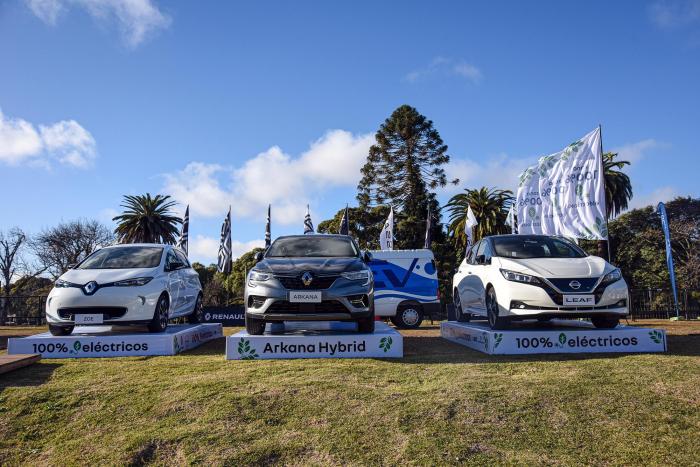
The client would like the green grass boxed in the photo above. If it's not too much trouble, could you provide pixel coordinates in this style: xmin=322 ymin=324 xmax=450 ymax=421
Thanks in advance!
xmin=1 ymin=320 xmax=699 ymax=465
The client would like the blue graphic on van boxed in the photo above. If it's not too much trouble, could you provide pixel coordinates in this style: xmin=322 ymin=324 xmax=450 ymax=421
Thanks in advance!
xmin=369 ymin=258 xmax=438 ymax=303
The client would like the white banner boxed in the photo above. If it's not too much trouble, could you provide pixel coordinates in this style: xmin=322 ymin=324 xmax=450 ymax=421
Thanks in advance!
xmin=516 ymin=128 xmax=608 ymax=239
xmin=379 ymin=207 xmax=394 ymax=250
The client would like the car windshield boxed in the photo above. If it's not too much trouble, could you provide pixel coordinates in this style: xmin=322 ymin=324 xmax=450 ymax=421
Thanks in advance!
xmin=492 ymin=236 xmax=587 ymax=259
xmin=266 ymin=236 xmax=358 ymax=258
xmin=78 ymin=246 xmax=164 ymax=269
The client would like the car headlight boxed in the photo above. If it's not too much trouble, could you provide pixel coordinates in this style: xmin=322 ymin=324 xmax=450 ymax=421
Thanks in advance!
xmin=341 ymin=270 xmax=371 ymax=285
xmin=500 ymin=269 xmax=542 ymax=285
xmin=55 ymin=279 xmax=75 ymax=288
xmin=600 ymin=268 xmax=622 ymax=286
xmin=249 ymin=270 xmax=272 ymax=282
xmin=114 ymin=277 xmax=153 ymax=287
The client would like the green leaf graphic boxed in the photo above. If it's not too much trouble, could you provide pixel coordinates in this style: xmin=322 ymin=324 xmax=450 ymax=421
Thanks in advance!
xmin=558 ymin=333 xmax=566 ymax=345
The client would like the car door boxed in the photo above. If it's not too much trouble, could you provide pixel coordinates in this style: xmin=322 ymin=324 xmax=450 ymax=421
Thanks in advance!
xmin=164 ymin=250 xmax=183 ymax=314
xmin=175 ymin=250 xmax=198 ymax=312
xmin=455 ymin=241 xmax=480 ymax=313
xmin=471 ymin=239 xmax=494 ymax=315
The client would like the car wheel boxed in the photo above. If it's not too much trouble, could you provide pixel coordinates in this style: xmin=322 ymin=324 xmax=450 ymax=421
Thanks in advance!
xmin=245 ymin=314 xmax=266 ymax=335
xmin=591 ymin=316 xmax=620 ymax=329
xmin=390 ymin=304 xmax=423 ymax=329
xmin=358 ymin=312 xmax=376 ymax=333
xmin=453 ymin=290 xmax=470 ymax=323
xmin=187 ymin=294 xmax=203 ymax=324
xmin=48 ymin=324 xmax=74 ymax=336
xmin=486 ymin=286 xmax=509 ymax=330
xmin=147 ymin=294 xmax=170 ymax=333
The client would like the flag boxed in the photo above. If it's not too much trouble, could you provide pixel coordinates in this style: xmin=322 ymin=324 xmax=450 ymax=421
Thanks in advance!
xmin=465 ymin=205 xmax=478 ymax=252
xmin=265 ymin=204 xmax=271 ymax=248
xmin=303 ymin=205 xmax=314 ymax=234
xmin=339 ymin=205 xmax=349 ymax=235
xmin=506 ymin=205 xmax=516 ymax=234
xmin=217 ymin=207 xmax=232 ymax=274
xmin=657 ymin=202 xmax=679 ymax=317
xmin=176 ymin=205 xmax=189 ymax=255
xmin=424 ymin=205 xmax=432 ymax=249
xmin=380 ymin=206 xmax=394 ymax=251
xmin=516 ymin=127 xmax=608 ymax=240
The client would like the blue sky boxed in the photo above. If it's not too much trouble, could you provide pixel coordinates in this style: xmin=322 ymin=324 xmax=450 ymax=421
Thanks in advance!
xmin=1 ymin=0 xmax=699 ymax=265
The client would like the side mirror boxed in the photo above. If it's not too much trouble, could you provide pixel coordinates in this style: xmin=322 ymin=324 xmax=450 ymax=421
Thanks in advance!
xmin=67 ymin=263 xmax=77 ymax=270
xmin=476 ymin=254 xmax=486 ymax=265
xmin=167 ymin=261 xmax=184 ymax=272
xmin=362 ymin=251 xmax=373 ymax=263
xmin=254 ymin=251 xmax=263 ymax=262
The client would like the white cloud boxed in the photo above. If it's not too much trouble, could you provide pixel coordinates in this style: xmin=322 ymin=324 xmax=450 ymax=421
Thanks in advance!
xmin=405 ymin=57 xmax=482 ymax=84
xmin=649 ymin=0 xmax=700 ymax=29
xmin=189 ymin=235 xmax=264 ymax=264
xmin=0 ymin=108 xmax=96 ymax=168
xmin=610 ymin=139 xmax=666 ymax=164
xmin=25 ymin=0 xmax=171 ymax=47
xmin=162 ymin=130 xmax=374 ymax=226
xmin=627 ymin=186 xmax=680 ymax=211
xmin=439 ymin=153 xmax=534 ymax=195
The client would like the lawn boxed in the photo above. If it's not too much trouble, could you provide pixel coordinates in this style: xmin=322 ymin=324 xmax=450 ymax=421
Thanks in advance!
xmin=1 ymin=320 xmax=699 ymax=465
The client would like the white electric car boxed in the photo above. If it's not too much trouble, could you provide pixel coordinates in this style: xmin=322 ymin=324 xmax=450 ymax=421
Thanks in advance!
xmin=46 ymin=244 xmax=203 ymax=336
xmin=452 ymin=235 xmax=629 ymax=329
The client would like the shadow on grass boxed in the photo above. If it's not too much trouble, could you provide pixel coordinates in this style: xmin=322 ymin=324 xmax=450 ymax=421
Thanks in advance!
xmin=0 ymin=362 xmax=61 ymax=392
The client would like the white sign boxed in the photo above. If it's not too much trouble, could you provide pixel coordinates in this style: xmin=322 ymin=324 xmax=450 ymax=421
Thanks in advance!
xmin=75 ymin=314 xmax=103 ymax=324
xmin=226 ymin=321 xmax=402 ymax=360
xmin=8 ymin=324 xmax=222 ymax=359
xmin=441 ymin=321 xmax=666 ymax=355
xmin=289 ymin=291 xmax=322 ymax=303
xmin=563 ymin=294 xmax=595 ymax=306
xmin=516 ymin=127 xmax=608 ymax=240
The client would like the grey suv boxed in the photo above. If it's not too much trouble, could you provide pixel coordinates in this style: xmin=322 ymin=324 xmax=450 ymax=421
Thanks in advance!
xmin=244 ymin=234 xmax=375 ymax=335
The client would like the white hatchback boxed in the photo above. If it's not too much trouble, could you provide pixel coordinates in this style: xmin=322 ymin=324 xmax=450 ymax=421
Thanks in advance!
xmin=452 ymin=235 xmax=629 ymax=329
xmin=46 ymin=244 xmax=203 ymax=335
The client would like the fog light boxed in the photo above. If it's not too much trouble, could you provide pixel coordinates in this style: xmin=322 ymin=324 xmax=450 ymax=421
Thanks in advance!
xmin=616 ymin=299 xmax=627 ymax=307
xmin=510 ymin=300 xmax=528 ymax=309
xmin=248 ymin=296 xmax=265 ymax=308
xmin=348 ymin=294 xmax=368 ymax=308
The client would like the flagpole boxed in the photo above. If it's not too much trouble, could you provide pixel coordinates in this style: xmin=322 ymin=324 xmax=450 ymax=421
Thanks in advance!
xmin=598 ymin=124 xmax=612 ymax=263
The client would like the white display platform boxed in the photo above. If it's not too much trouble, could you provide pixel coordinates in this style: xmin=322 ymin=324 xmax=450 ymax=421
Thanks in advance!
xmin=226 ymin=321 xmax=402 ymax=360
xmin=441 ymin=320 xmax=667 ymax=355
xmin=7 ymin=323 xmax=223 ymax=359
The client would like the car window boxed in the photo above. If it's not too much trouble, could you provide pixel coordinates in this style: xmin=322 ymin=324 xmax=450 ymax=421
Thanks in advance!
xmin=467 ymin=241 xmax=480 ymax=264
xmin=78 ymin=246 xmax=163 ymax=269
xmin=266 ymin=236 xmax=359 ymax=258
xmin=474 ymin=241 xmax=487 ymax=264
xmin=483 ymin=240 xmax=493 ymax=260
xmin=165 ymin=251 xmax=179 ymax=270
xmin=175 ymin=250 xmax=190 ymax=268
xmin=492 ymin=236 xmax=587 ymax=259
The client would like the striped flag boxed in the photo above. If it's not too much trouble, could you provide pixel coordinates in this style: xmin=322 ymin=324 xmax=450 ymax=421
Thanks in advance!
xmin=176 ymin=205 xmax=189 ymax=255
xmin=338 ymin=205 xmax=349 ymax=235
xmin=217 ymin=207 xmax=232 ymax=274
xmin=506 ymin=205 xmax=517 ymax=234
xmin=265 ymin=204 xmax=271 ymax=248
xmin=424 ymin=205 xmax=432 ymax=249
xmin=303 ymin=205 xmax=314 ymax=234
xmin=465 ymin=205 xmax=478 ymax=253
xmin=379 ymin=206 xmax=394 ymax=250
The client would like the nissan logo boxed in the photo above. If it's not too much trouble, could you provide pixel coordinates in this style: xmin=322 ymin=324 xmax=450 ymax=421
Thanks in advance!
xmin=569 ymin=280 xmax=582 ymax=290
xmin=301 ymin=271 xmax=313 ymax=286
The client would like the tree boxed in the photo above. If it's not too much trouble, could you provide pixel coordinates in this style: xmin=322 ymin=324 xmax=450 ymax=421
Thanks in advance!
xmin=223 ymin=248 xmax=265 ymax=305
xmin=317 ymin=205 xmax=391 ymax=249
xmin=113 ymin=194 xmax=182 ymax=244
xmin=0 ymin=228 xmax=27 ymax=324
xmin=598 ymin=152 xmax=633 ymax=258
xmin=30 ymin=219 xmax=114 ymax=279
xmin=445 ymin=187 xmax=513 ymax=260
xmin=357 ymin=105 xmax=456 ymax=247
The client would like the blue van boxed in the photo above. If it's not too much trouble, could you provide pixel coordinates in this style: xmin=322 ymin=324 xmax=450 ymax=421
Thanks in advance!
xmin=368 ymin=249 xmax=440 ymax=329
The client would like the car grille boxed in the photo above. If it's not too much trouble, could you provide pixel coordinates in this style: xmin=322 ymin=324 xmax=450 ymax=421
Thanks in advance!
xmin=275 ymin=275 xmax=339 ymax=290
xmin=266 ymin=300 xmax=349 ymax=314
xmin=547 ymin=277 xmax=599 ymax=293
xmin=57 ymin=307 xmax=127 ymax=319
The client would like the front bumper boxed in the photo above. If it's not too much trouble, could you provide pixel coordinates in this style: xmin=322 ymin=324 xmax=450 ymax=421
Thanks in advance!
xmin=245 ymin=275 xmax=374 ymax=322
xmin=45 ymin=285 xmax=162 ymax=325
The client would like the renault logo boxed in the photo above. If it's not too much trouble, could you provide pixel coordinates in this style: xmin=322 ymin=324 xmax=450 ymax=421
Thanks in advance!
xmin=83 ymin=281 xmax=98 ymax=295
xmin=301 ymin=271 xmax=313 ymax=286
xmin=569 ymin=280 xmax=581 ymax=290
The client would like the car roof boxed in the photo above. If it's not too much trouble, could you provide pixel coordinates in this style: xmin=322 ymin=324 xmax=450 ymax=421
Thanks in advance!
xmin=273 ymin=234 xmax=353 ymax=240
xmin=103 ymin=243 xmax=167 ymax=248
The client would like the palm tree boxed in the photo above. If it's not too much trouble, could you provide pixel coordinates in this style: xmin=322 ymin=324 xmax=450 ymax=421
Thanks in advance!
xmin=599 ymin=152 xmax=633 ymax=258
xmin=113 ymin=194 xmax=182 ymax=244
xmin=445 ymin=187 xmax=513 ymax=254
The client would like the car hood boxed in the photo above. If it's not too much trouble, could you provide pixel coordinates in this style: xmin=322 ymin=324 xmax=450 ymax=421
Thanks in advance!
xmin=497 ymin=256 xmax=610 ymax=278
xmin=256 ymin=257 xmax=366 ymax=275
xmin=59 ymin=267 xmax=159 ymax=285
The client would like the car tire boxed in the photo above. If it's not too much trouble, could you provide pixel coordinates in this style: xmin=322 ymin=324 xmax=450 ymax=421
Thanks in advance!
xmin=245 ymin=314 xmax=266 ymax=335
xmin=48 ymin=324 xmax=74 ymax=336
xmin=357 ymin=315 xmax=375 ymax=333
xmin=390 ymin=304 xmax=423 ymax=329
xmin=147 ymin=294 xmax=170 ymax=333
xmin=486 ymin=286 xmax=509 ymax=330
xmin=187 ymin=294 xmax=203 ymax=324
xmin=453 ymin=290 xmax=470 ymax=323
xmin=591 ymin=316 xmax=620 ymax=329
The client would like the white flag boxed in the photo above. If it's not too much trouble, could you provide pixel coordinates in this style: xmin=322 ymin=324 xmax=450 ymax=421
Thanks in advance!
xmin=506 ymin=205 xmax=516 ymax=233
xmin=516 ymin=127 xmax=608 ymax=240
xmin=379 ymin=207 xmax=394 ymax=251
xmin=465 ymin=205 xmax=478 ymax=252
xmin=303 ymin=205 xmax=314 ymax=234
